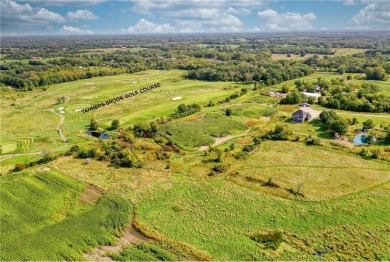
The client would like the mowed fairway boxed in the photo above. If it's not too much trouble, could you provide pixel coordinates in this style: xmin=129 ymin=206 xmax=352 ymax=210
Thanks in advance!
xmin=0 ymin=170 xmax=132 ymax=260
xmin=0 ymin=70 xmax=236 ymax=155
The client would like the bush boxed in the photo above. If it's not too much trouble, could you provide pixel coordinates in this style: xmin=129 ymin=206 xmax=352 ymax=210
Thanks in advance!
xmin=263 ymin=125 xmax=292 ymax=140
xmin=226 ymin=108 xmax=232 ymax=116
xmin=212 ymin=164 xmax=227 ymax=173
xmin=111 ymin=119 xmax=120 ymax=130
xmin=12 ymin=163 xmax=26 ymax=172
xmin=305 ymin=135 xmax=321 ymax=146
xmin=250 ymin=231 xmax=283 ymax=250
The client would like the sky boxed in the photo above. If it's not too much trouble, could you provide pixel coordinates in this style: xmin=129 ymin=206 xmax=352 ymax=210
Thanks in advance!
xmin=1 ymin=0 xmax=389 ymax=35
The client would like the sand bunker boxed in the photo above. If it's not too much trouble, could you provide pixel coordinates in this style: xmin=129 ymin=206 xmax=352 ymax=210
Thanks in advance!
xmin=132 ymin=81 xmax=137 ymax=84
xmin=171 ymin=96 xmax=182 ymax=101
xmin=86 ymin=82 xmax=95 ymax=85
xmin=74 ymin=109 xmax=83 ymax=112
xmin=59 ymin=111 xmax=65 ymax=114
xmin=57 ymin=107 xmax=64 ymax=111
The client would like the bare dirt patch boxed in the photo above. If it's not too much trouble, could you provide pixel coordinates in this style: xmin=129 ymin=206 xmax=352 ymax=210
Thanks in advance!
xmin=80 ymin=185 xmax=104 ymax=205
xmin=84 ymin=226 xmax=150 ymax=261
xmin=199 ymin=128 xmax=251 ymax=151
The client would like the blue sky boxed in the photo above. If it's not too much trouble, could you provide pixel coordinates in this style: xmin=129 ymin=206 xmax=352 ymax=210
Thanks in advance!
xmin=1 ymin=0 xmax=389 ymax=35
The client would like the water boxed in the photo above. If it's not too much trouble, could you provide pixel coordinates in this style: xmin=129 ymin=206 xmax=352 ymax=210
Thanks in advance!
xmin=353 ymin=134 xmax=367 ymax=145
xmin=86 ymin=131 xmax=110 ymax=139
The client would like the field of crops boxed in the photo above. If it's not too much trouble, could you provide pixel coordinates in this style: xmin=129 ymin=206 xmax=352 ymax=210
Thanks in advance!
xmin=0 ymin=170 xmax=132 ymax=260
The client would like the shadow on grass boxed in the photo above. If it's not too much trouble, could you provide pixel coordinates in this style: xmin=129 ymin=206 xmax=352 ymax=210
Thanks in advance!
xmin=310 ymin=119 xmax=331 ymax=139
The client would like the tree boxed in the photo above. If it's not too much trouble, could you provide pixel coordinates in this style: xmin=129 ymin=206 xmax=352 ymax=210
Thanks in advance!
xmin=365 ymin=66 xmax=387 ymax=81
xmin=226 ymin=108 xmax=232 ymax=116
xmin=328 ymin=118 xmax=349 ymax=136
xmin=363 ymin=119 xmax=375 ymax=130
xmin=90 ymin=119 xmax=99 ymax=130
xmin=111 ymin=119 xmax=120 ymax=130
xmin=177 ymin=104 xmax=187 ymax=113
xmin=281 ymin=85 xmax=289 ymax=94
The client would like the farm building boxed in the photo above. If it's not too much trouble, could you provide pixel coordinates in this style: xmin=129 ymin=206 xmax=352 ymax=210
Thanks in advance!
xmin=292 ymin=109 xmax=312 ymax=123
xmin=299 ymin=103 xmax=311 ymax=107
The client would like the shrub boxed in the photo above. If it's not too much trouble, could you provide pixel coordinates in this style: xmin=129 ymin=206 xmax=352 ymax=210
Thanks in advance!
xmin=212 ymin=164 xmax=227 ymax=173
xmin=250 ymin=231 xmax=284 ymax=250
xmin=12 ymin=163 xmax=26 ymax=172
xmin=226 ymin=108 xmax=232 ymax=116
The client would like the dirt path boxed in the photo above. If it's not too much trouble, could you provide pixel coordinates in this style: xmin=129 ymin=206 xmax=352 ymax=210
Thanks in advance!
xmin=47 ymin=109 xmax=68 ymax=143
xmin=84 ymin=226 xmax=151 ymax=261
xmin=199 ymin=128 xmax=251 ymax=151
xmin=80 ymin=185 xmax=104 ymax=205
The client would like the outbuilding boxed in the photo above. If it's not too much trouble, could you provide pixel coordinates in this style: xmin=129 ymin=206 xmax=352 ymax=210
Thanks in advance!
xmin=292 ymin=110 xmax=312 ymax=123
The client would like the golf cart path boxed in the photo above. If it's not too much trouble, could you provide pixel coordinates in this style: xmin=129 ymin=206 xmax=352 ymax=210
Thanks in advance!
xmin=47 ymin=109 xmax=68 ymax=143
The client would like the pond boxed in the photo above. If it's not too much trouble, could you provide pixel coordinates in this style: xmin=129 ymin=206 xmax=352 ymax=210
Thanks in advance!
xmin=86 ymin=131 xmax=110 ymax=139
xmin=353 ymin=134 xmax=367 ymax=145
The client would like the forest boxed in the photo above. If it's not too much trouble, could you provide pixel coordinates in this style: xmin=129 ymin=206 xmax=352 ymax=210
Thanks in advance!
xmin=1 ymin=32 xmax=389 ymax=90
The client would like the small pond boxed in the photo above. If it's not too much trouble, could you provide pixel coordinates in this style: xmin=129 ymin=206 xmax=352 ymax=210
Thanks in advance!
xmin=86 ymin=131 xmax=110 ymax=139
xmin=353 ymin=134 xmax=367 ymax=145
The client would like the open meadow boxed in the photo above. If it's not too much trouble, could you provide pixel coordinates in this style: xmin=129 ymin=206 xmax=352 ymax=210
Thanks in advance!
xmin=1 ymin=68 xmax=389 ymax=260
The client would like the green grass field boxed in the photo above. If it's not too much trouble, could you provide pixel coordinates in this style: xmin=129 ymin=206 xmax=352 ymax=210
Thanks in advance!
xmin=159 ymin=113 xmax=247 ymax=149
xmin=231 ymin=141 xmax=390 ymax=200
xmin=1 ymin=68 xmax=389 ymax=260
xmin=0 ymin=70 xmax=235 ymax=156
xmin=137 ymin=174 xmax=390 ymax=260
xmin=0 ymin=170 xmax=132 ymax=260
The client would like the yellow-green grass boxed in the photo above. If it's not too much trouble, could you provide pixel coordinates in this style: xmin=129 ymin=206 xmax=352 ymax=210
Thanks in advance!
xmin=137 ymin=176 xmax=389 ymax=261
xmin=231 ymin=141 xmax=390 ymax=200
xmin=0 ymin=170 xmax=132 ymax=260
xmin=223 ymin=103 xmax=277 ymax=118
xmin=331 ymin=48 xmax=367 ymax=56
xmin=159 ymin=113 xmax=247 ymax=150
xmin=354 ymin=79 xmax=390 ymax=95
xmin=36 ymin=142 xmax=390 ymax=260
xmin=271 ymin=49 xmax=366 ymax=61
xmin=0 ymin=138 xmax=33 ymax=154
xmin=0 ymin=70 xmax=235 ymax=154
xmin=271 ymin=54 xmax=327 ymax=61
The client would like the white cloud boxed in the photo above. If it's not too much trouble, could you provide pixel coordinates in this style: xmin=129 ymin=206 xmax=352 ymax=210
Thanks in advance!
xmin=121 ymin=18 xmax=174 ymax=34
xmin=348 ymin=2 xmax=390 ymax=30
xmin=62 ymin=25 xmax=93 ymax=34
xmin=225 ymin=7 xmax=252 ymax=15
xmin=19 ymin=0 xmax=105 ymax=6
xmin=36 ymin=8 xmax=65 ymax=22
xmin=1 ymin=0 xmax=32 ymax=13
xmin=67 ymin=9 xmax=98 ymax=21
xmin=341 ymin=0 xmax=371 ymax=6
xmin=128 ymin=0 xmax=258 ymax=32
xmin=257 ymin=9 xmax=316 ymax=31
xmin=1 ymin=0 xmax=65 ymax=31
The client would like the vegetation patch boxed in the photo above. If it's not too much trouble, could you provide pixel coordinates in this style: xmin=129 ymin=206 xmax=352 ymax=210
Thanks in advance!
xmin=249 ymin=231 xmax=284 ymax=250
xmin=0 ymin=170 xmax=132 ymax=260
xmin=159 ymin=113 xmax=247 ymax=149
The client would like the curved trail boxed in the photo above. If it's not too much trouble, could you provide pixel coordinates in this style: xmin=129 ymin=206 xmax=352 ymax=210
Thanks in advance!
xmin=199 ymin=128 xmax=251 ymax=151
xmin=0 ymin=109 xmax=69 ymax=162
xmin=47 ymin=109 xmax=68 ymax=143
